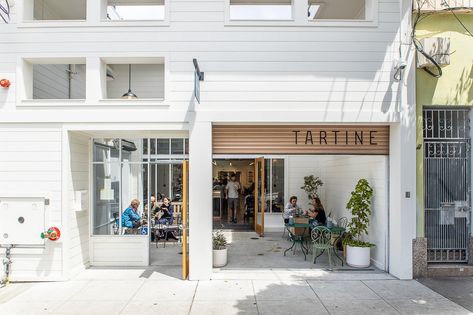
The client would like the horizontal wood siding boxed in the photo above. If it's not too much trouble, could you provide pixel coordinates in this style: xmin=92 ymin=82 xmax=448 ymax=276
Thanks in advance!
xmin=0 ymin=125 xmax=64 ymax=281
xmin=213 ymin=125 xmax=389 ymax=155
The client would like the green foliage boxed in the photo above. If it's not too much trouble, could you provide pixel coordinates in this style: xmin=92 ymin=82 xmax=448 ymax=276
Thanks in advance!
xmin=345 ymin=179 xmax=375 ymax=247
xmin=212 ymin=230 xmax=227 ymax=250
xmin=343 ymin=238 xmax=375 ymax=247
xmin=300 ymin=175 xmax=324 ymax=203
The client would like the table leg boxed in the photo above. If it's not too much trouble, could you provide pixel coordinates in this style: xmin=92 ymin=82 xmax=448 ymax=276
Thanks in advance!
xmin=284 ymin=240 xmax=296 ymax=256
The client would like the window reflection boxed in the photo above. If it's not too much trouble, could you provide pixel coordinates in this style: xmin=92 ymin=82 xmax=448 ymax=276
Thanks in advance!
xmin=92 ymin=137 xmax=188 ymax=236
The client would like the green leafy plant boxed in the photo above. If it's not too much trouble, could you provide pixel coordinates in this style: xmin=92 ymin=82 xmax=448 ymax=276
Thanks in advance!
xmin=300 ymin=175 xmax=324 ymax=204
xmin=343 ymin=179 xmax=375 ymax=248
xmin=212 ymin=230 xmax=227 ymax=250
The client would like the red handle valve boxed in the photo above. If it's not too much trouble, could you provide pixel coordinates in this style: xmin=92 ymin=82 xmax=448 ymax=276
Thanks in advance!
xmin=0 ymin=79 xmax=10 ymax=88
xmin=41 ymin=227 xmax=61 ymax=241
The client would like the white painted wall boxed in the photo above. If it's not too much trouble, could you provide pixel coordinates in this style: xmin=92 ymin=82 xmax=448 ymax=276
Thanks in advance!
xmin=284 ymin=155 xmax=388 ymax=270
xmin=0 ymin=125 xmax=64 ymax=281
xmin=322 ymin=155 xmax=388 ymax=271
xmin=66 ymin=132 xmax=90 ymax=277
xmin=0 ymin=0 xmax=417 ymax=280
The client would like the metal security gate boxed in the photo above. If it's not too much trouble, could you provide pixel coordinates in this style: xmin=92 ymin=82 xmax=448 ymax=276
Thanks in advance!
xmin=423 ymin=108 xmax=471 ymax=262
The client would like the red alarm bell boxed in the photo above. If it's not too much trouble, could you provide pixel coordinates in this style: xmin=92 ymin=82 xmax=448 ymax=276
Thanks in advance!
xmin=0 ymin=79 xmax=10 ymax=88
xmin=40 ymin=227 xmax=61 ymax=241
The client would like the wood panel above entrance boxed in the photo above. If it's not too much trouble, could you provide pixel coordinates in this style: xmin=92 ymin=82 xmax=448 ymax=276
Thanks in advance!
xmin=212 ymin=125 xmax=389 ymax=155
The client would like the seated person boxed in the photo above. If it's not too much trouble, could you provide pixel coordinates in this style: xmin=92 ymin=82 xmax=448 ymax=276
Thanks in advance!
xmin=154 ymin=196 xmax=178 ymax=240
xmin=307 ymin=197 xmax=327 ymax=226
xmin=122 ymin=199 xmax=142 ymax=229
xmin=283 ymin=196 xmax=302 ymax=224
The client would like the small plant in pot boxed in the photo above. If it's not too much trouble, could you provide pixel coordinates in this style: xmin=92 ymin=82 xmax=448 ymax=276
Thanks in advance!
xmin=301 ymin=175 xmax=324 ymax=206
xmin=212 ymin=230 xmax=228 ymax=267
xmin=343 ymin=179 xmax=375 ymax=268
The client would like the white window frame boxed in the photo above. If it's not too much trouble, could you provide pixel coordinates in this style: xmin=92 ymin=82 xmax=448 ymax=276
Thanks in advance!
xmin=99 ymin=56 xmax=169 ymax=106
xmin=100 ymin=0 xmax=170 ymax=27
xmin=17 ymin=0 xmax=170 ymax=28
xmin=224 ymin=0 xmax=378 ymax=27
xmin=17 ymin=56 xmax=87 ymax=107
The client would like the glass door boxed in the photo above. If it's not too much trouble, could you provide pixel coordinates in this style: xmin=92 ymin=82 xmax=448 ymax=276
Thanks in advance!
xmin=254 ymin=157 xmax=265 ymax=236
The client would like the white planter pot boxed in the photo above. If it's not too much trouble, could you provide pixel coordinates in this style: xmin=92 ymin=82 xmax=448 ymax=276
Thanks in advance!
xmin=346 ymin=245 xmax=371 ymax=268
xmin=213 ymin=248 xmax=228 ymax=267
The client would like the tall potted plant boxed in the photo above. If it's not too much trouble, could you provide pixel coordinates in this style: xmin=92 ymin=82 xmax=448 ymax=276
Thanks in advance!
xmin=212 ymin=230 xmax=228 ymax=267
xmin=300 ymin=175 xmax=324 ymax=205
xmin=343 ymin=179 xmax=374 ymax=268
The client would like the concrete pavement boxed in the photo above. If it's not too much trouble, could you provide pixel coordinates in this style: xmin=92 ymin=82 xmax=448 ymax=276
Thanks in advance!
xmin=0 ymin=267 xmax=471 ymax=315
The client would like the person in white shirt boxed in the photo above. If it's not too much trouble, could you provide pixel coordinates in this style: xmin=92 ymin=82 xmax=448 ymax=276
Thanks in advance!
xmin=226 ymin=174 xmax=241 ymax=223
xmin=283 ymin=196 xmax=302 ymax=223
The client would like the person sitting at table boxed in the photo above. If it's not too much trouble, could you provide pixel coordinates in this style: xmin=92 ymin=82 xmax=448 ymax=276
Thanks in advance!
xmin=307 ymin=197 xmax=327 ymax=226
xmin=122 ymin=199 xmax=142 ymax=229
xmin=283 ymin=196 xmax=302 ymax=224
xmin=154 ymin=196 xmax=178 ymax=240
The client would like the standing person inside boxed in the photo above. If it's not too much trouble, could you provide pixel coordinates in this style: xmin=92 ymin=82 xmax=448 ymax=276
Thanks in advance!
xmin=226 ymin=174 xmax=241 ymax=224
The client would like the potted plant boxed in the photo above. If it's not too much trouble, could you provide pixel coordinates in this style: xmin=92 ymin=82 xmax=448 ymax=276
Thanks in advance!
xmin=300 ymin=175 xmax=324 ymax=205
xmin=212 ymin=230 xmax=228 ymax=267
xmin=343 ymin=179 xmax=374 ymax=268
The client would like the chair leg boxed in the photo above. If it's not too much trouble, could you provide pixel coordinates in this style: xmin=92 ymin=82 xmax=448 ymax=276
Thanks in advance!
xmin=313 ymin=248 xmax=317 ymax=264
xmin=328 ymin=248 xmax=333 ymax=268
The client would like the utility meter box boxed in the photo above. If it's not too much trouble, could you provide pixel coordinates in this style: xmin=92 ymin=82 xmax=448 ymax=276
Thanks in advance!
xmin=417 ymin=37 xmax=451 ymax=68
xmin=0 ymin=197 xmax=46 ymax=245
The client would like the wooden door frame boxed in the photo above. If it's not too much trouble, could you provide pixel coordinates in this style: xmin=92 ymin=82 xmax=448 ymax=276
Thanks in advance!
xmin=254 ymin=157 xmax=265 ymax=236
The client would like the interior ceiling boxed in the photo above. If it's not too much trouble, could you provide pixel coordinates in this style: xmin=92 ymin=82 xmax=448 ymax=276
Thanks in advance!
xmin=214 ymin=159 xmax=254 ymax=168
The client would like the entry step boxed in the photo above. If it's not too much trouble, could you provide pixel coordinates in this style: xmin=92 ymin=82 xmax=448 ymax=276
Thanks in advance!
xmin=427 ymin=263 xmax=473 ymax=277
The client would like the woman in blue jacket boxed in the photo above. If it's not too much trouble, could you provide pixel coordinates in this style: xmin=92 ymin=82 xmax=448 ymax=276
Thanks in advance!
xmin=122 ymin=199 xmax=142 ymax=228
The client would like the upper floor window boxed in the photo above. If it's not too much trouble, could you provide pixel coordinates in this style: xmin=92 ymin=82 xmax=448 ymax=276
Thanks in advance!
xmin=28 ymin=0 xmax=86 ymax=21
xmin=308 ymin=0 xmax=367 ymax=20
xmin=106 ymin=0 xmax=165 ymax=21
xmin=32 ymin=64 xmax=86 ymax=99
xmin=104 ymin=62 xmax=165 ymax=100
xmin=229 ymin=0 xmax=293 ymax=20
xmin=20 ymin=58 xmax=86 ymax=101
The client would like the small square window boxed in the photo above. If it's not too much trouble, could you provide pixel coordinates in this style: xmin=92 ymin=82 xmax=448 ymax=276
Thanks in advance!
xmin=107 ymin=0 xmax=165 ymax=21
xmin=105 ymin=63 xmax=164 ymax=99
xmin=31 ymin=0 xmax=86 ymax=20
xmin=171 ymin=139 xmax=184 ymax=155
xmin=157 ymin=138 xmax=170 ymax=155
xmin=229 ymin=0 xmax=292 ymax=20
xmin=30 ymin=63 xmax=86 ymax=100
xmin=308 ymin=0 xmax=366 ymax=20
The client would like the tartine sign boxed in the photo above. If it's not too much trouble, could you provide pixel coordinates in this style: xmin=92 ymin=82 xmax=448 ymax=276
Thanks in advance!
xmin=212 ymin=125 xmax=389 ymax=155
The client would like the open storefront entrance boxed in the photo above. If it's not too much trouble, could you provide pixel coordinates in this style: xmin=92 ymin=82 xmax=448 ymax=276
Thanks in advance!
xmin=211 ymin=125 xmax=390 ymax=272
xmin=212 ymin=157 xmax=284 ymax=236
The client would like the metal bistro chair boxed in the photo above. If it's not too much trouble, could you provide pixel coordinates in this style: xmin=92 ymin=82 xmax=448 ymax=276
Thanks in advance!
xmin=311 ymin=226 xmax=335 ymax=268
xmin=337 ymin=217 xmax=348 ymax=229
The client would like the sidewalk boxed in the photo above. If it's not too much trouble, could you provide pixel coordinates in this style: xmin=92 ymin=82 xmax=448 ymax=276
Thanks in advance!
xmin=0 ymin=267 xmax=471 ymax=315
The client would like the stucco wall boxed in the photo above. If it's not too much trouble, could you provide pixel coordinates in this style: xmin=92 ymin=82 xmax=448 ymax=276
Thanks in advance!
xmin=415 ymin=13 xmax=473 ymax=236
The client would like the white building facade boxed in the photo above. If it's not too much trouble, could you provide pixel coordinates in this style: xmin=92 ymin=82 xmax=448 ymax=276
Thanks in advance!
xmin=0 ymin=0 xmax=416 ymax=281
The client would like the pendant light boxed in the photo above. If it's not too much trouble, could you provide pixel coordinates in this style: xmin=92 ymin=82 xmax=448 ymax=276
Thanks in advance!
xmin=121 ymin=64 xmax=137 ymax=99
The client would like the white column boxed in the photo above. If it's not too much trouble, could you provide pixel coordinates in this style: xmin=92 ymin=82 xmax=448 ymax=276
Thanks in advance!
xmin=189 ymin=121 xmax=213 ymax=280
xmin=86 ymin=57 xmax=105 ymax=103
xmin=389 ymin=40 xmax=417 ymax=280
